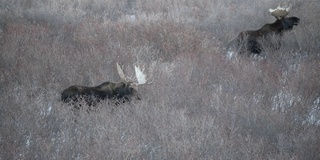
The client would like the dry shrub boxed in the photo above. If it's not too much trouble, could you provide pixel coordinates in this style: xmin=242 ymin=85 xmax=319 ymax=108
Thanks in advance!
xmin=1 ymin=0 xmax=320 ymax=159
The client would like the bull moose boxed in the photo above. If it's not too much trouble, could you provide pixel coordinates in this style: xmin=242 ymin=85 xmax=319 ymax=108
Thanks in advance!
xmin=61 ymin=63 xmax=150 ymax=107
xmin=228 ymin=4 xmax=300 ymax=54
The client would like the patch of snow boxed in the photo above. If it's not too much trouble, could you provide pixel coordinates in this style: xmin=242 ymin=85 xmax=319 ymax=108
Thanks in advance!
xmin=227 ymin=50 xmax=234 ymax=60
xmin=303 ymin=97 xmax=320 ymax=126
xmin=26 ymin=135 xmax=31 ymax=147
xmin=272 ymin=90 xmax=301 ymax=112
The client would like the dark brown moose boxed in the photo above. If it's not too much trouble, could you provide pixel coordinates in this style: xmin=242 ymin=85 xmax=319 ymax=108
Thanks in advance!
xmin=229 ymin=4 xmax=300 ymax=54
xmin=61 ymin=63 xmax=150 ymax=107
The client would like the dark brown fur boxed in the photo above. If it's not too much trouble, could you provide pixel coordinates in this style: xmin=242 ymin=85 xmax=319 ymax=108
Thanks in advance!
xmin=61 ymin=81 xmax=141 ymax=106
xmin=232 ymin=17 xmax=300 ymax=54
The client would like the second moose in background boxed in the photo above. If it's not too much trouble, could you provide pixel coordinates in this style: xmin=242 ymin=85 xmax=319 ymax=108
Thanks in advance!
xmin=229 ymin=4 xmax=300 ymax=54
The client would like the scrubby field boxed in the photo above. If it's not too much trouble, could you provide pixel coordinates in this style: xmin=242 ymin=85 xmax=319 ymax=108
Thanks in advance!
xmin=1 ymin=0 xmax=320 ymax=159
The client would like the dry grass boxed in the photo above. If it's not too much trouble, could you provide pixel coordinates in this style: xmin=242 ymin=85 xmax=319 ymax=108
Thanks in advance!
xmin=1 ymin=0 xmax=320 ymax=159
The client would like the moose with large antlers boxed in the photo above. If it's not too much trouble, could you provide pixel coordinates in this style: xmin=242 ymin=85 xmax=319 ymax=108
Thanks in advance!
xmin=229 ymin=4 xmax=300 ymax=54
xmin=61 ymin=63 xmax=150 ymax=106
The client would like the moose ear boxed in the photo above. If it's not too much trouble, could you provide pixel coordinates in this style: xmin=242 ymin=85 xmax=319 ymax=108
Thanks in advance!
xmin=120 ymin=82 xmax=127 ymax=87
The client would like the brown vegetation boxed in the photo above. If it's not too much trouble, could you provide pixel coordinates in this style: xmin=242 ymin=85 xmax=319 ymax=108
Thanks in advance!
xmin=1 ymin=0 xmax=320 ymax=159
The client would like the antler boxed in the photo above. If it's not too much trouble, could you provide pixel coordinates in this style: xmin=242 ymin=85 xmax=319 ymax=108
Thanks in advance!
xmin=116 ymin=63 xmax=127 ymax=82
xmin=269 ymin=4 xmax=292 ymax=19
xmin=134 ymin=65 xmax=146 ymax=84
xmin=134 ymin=64 xmax=153 ymax=85
xmin=117 ymin=63 xmax=152 ymax=85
